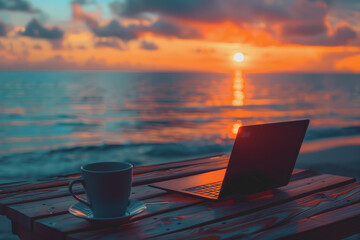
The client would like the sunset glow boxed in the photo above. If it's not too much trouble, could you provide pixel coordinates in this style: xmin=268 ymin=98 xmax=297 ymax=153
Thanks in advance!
xmin=0 ymin=1 xmax=359 ymax=72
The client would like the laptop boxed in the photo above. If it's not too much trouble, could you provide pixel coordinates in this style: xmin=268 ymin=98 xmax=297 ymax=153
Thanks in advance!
xmin=150 ymin=119 xmax=309 ymax=200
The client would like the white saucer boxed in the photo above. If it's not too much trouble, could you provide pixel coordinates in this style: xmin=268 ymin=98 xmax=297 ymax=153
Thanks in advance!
xmin=69 ymin=199 xmax=146 ymax=223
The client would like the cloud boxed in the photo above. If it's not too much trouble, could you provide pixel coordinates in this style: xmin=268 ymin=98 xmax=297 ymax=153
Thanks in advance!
xmin=92 ymin=20 xmax=138 ymax=41
xmin=109 ymin=0 xmax=225 ymax=22
xmin=20 ymin=19 xmax=64 ymax=39
xmin=109 ymin=0 xmax=292 ymax=23
xmin=0 ymin=21 xmax=6 ymax=36
xmin=87 ymin=18 xmax=201 ymax=41
xmin=71 ymin=0 xmax=96 ymax=5
xmin=0 ymin=0 xmax=41 ymax=13
xmin=144 ymin=19 xmax=201 ymax=39
xmin=46 ymin=55 xmax=68 ymax=64
xmin=78 ymin=45 xmax=87 ymax=50
xmin=22 ymin=48 xmax=29 ymax=56
xmin=290 ymin=24 xmax=357 ymax=46
xmin=71 ymin=3 xmax=101 ymax=28
xmin=282 ymin=23 xmax=327 ymax=37
xmin=333 ymin=26 xmax=357 ymax=45
xmin=277 ymin=0 xmax=328 ymax=37
xmin=72 ymin=3 xmax=201 ymax=42
xmin=0 ymin=40 xmax=5 ymax=50
xmin=33 ymin=44 xmax=42 ymax=50
xmin=140 ymin=40 xmax=158 ymax=50
xmin=112 ymin=0 xmax=339 ymax=26
xmin=95 ymin=39 xmax=124 ymax=49
xmin=109 ymin=0 xmax=359 ymax=46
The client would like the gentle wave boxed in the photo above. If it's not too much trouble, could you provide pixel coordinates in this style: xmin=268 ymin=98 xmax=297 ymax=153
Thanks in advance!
xmin=0 ymin=140 xmax=232 ymax=183
xmin=1 ymin=71 xmax=360 ymax=182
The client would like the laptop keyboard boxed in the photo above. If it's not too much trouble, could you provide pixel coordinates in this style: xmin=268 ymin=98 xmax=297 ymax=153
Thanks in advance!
xmin=183 ymin=181 xmax=222 ymax=198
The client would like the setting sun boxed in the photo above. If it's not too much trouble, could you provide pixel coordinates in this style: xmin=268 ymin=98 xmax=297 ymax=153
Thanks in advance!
xmin=234 ymin=52 xmax=245 ymax=63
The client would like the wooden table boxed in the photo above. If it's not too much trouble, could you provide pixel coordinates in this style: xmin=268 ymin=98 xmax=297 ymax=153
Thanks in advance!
xmin=1 ymin=154 xmax=359 ymax=240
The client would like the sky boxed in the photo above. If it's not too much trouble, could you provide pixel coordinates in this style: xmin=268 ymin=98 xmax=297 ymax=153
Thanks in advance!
xmin=0 ymin=0 xmax=360 ymax=72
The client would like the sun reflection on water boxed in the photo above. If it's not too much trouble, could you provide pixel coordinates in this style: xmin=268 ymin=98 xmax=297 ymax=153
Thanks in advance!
xmin=232 ymin=70 xmax=245 ymax=106
xmin=232 ymin=121 xmax=243 ymax=136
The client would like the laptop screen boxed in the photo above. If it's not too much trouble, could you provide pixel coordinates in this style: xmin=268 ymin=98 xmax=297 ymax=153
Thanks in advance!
xmin=220 ymin=120 xmax=309 ymax=195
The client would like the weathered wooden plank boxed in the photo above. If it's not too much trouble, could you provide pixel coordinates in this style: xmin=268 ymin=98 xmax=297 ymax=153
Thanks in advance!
xmin=134 ymin=154 xmax=228 ymax=174
xmin=34 ymin=193 xmax=202 ymax=240
xmin=0 ymin=178 xmax=77 ymax=195
xmin=253 ymin=202 xmax=360 ymax=240
xmin=0 ymin=181 xmax=27 ymax=187
xmin=62 ymin=174 xmax=354 ymax=240
xmin=0 ymin=156 xmax=230 ymax=214
xmin=11 ymin=221 xmax=44 ymax=240
xmin=0 ymin=155 xmax=228 ymax=195
xmin=152 ymin=181 xmax=360 ymax=239
xmin=5 ymin=168 xmax=312 ymax=233
xmin=0 ymin=184 xmax=84 ymax=214
xmin=5 ymin=185 xmax=167 ymax=230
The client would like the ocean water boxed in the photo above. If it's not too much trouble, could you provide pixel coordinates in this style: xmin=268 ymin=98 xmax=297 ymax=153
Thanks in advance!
xmin=0 ymin=71 xmax=359 ymax=183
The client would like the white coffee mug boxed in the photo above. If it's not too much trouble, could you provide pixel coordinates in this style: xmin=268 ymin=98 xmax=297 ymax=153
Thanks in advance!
xmin=68 ymin=162 xmax=133 ymax=218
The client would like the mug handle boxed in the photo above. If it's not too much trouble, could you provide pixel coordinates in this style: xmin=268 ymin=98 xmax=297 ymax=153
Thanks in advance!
xmin=68 ymin=178 xmax=91 ymax=207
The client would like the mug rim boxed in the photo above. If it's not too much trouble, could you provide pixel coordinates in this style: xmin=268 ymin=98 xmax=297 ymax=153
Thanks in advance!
xmin=81 ymin=161 xmax=132 ymax=173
